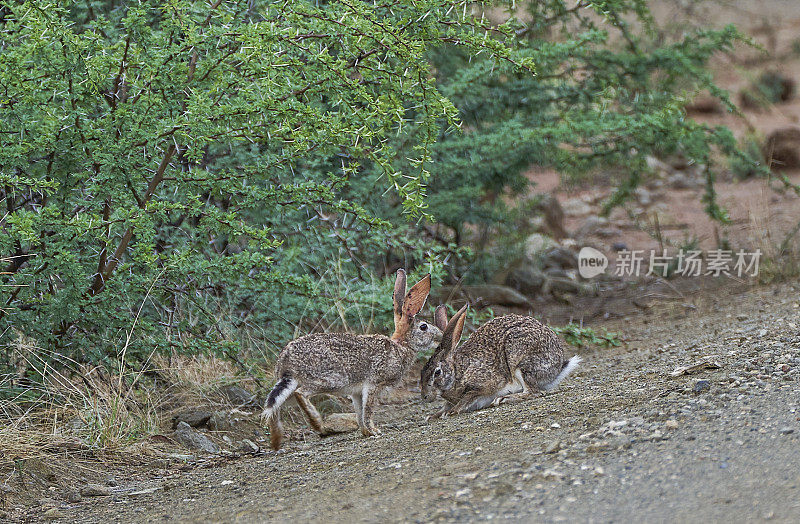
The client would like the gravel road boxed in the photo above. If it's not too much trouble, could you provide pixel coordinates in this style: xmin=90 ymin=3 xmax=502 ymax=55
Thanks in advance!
xmin=52 ymin=280 xmax=800 ymax=523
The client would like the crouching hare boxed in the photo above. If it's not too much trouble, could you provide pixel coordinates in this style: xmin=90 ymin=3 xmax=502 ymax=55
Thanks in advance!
xmin=420 ymin=306 xmax=581 ymax=418
xmin=263 ymin=269 xmax=442 ymax=450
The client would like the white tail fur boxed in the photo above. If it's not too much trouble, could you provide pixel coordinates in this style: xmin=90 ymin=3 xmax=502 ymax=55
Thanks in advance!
xmin=262 ymin=375 xmax=298 ymax=420
xmin=542 ymin=355 xmax=582 ymax=391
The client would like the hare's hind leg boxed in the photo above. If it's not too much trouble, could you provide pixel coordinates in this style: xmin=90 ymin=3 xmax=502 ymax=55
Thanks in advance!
xmin=268 ymin=407 xmax=284 ymax=450
xmin=444 ymin=389 xmax=497 ymax=416
xmin=360 ymin=383 xmax=382 ymax=437
xmin=294 ymin=392 xmax=326 ymax=435
xmin=493 ymin=369 xmax=534 ymax=406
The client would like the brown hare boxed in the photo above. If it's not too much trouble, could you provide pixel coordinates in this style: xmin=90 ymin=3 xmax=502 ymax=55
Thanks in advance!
xmin=420 ymin=305 xmax=581 ymax=418
xmin=263 ymin=269 xmax=442 ymax=450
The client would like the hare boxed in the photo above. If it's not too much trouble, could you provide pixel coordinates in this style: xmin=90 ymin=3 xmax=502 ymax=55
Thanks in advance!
xmin=420 ymin=306 xmax=581 ymax=418
xmin=263 ymin=269 xmax=442 ymax=450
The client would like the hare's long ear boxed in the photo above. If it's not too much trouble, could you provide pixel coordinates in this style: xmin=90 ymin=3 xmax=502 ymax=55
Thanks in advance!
xmin=393 ymin=268 xmax=407 ymax=328
xmin=402 ymin=274 xmax=431 ymax=319
xmin=434 ymin=305 xmax=449 ymax=331
xmin=447 ymin=304 xmax=468 ymax=349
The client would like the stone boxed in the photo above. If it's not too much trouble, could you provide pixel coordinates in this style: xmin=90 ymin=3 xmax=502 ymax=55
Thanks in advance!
xmin=634 ymin=187 xmax=652 ymax=206
xmin=665 ymin=419 xmax=679 ymax=430
xmin=173 ymin=421 xmax=221 ymax=454
xmin=80 ymin=483 xmax=111 ymax=497
xmin=574 ymin=216 xmax=609 ymax=240
xmin=439 ymin=284 xmax=531 ymax=308
xmin=646 ymin=155 xmax=674 ymax=174
xmin=66 ymin=490 xmax=81 ymax=503
xmin=43 ymin=508 xmax=64 ymax=520
xmin=779 ymin=427 xmax=795 ymax=435
xmin=544 ymin=440 xmax=561 ymax=454
xmin=693 ymin=380 xmax=711 ymax=394
xmin=524 ymin=233 xmax=557 ymax=259
xmin=668 ymin=173 xmax=697 ymax=190
xmin=506 ymin=266 xmax=546 ymax=296
xmin=561 ymin=198 xmax=592 ymax=217
xmin=172 ymin=410 xmax=212 ymax=429
xmin=586 ymin=440 xmax=611 ymax=453
xmin=218 ymin=385 xmax=261 ymax=408
xmin=240 ymin=439 xmax=260 ymax=453
xmin=542 ymin=247 xmax=578 ymax=270
xmin=322 ymin=412 xmax=360 ymax=434
xmin=207 ymin=411 xmax=233 ymax=432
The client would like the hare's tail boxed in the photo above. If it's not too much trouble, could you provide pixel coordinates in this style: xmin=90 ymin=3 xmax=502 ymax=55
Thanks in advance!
xmin=264 ymin=373 xmax=298 ymax=417
xmin=542 ymin=355 xmax=582 ymax=391
xmin=263 ymin=373 xmax=298 ymax=450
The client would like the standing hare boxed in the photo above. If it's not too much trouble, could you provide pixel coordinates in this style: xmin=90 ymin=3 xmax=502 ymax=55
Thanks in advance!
xmin=263 ymin=269 xmax=442 ymax=450
xmin=420 ymin=305 xmax=581 ymax=418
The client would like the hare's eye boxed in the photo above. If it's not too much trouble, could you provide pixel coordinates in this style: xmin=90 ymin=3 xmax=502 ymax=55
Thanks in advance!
xmin=433 ymin=367 xmax=441 ymax=377
xmin=419 ymin=323 xmax=428 ymax=331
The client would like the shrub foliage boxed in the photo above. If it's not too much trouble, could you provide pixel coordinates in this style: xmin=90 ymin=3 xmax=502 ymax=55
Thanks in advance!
xmin=0 ymin=0 xmax=760 ymax=377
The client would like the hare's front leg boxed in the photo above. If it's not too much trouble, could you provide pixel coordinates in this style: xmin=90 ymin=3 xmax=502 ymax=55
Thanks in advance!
xmin=360 ymin=383 xmax=382 ymax=437
xmin=350 ymin=391 xmax=364 ymax=429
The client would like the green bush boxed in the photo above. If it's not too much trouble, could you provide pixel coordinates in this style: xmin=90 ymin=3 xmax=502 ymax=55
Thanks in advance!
xmin=0 ymin=0 xmax=523 ymax=372
xmin=0 ymin=0 xmax=784 ymax=381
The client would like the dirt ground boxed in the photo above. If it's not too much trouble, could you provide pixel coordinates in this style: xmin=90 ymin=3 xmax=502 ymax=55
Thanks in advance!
xmin=13 ymin=277 xmax=795 ymax=523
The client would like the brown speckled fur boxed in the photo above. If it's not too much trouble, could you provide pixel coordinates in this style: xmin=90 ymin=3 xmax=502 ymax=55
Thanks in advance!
xmin=421 ymin=312 xmax=575 ymax=418
xmin=263 ymin=270 xmax=442 ymax=449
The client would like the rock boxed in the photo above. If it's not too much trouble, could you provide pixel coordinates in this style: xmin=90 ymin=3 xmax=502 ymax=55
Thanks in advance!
xmin=80 ymin=483 xmax=111 ymax=497
xmin=239 ymin=439 xmax=260 ymax=453
xmin=173 ymin=421 xmax=221 ymax=454
xmin=66 ymin=490 xmax=81 ymax=503
xmin=521 ymin=194 xmax=567 ymax=239
xmin=542 ymin=247 xmax=578 ymax=270
xmin=42 ymin=508 xmax=64 ymax=520
xmin=439 ymin=285 xmax=531 ymax=308
xmin=172 ymin=410 xmax=213 ymax=429
xmin=612 ymin=242 xmax=629 ymax=252
xmin=524 ymin=233 xmax=557 ymax=259
xmin=506 ymin=266 xmax=546 ymax=296
xmin=665 ymin=419 xmax=679 ymax=430
xmin=561 ymin=198 xmax=592 ymax=217
xmin=207 ymin=411 xmax=233 ymax=432
xmin=322 ymin=412 xmax=360 ymax=434
xmin=668 ymin=173 xmax=698 ymax=190
xmin=574 ymin=216 xmax=609 ymax=240
xmin=543 ymin=276 xmax=591 ymax=296
xmin=544 ymin=440 xmax=561 ymax=454
xmin=128 ymin=487 xmax=162 ymax=496
xmin=586 ymin=440 xmax=611 ymax=453
xmin=693 ymin=380 xmax=711 ymax=394
xmin=646 ymin=155 xmax=674 ymax=174
xmin=542 ymin=469 xmax=565 ymax=480
xmin=763 ymin=126 xmax=800 ymax=170
xmin=634 ymin=187 xmax=652 ymax=206
xmin=218 ymin=385 xmax=261 ymax=408
xmin=779 ymin=427 xmax=795 ymax=435
xmin=596 ymin=227 xmax=622 ymax=238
